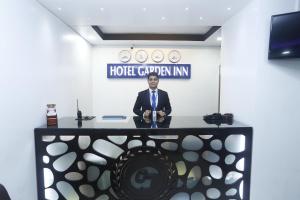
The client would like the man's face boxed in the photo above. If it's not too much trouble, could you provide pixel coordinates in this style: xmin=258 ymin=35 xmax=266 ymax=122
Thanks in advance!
xmin=148 ymin=75 xmax=159 ymax=89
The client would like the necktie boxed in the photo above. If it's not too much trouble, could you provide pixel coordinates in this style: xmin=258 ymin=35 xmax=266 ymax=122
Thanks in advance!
xmin=151 ymin=120 xmax=157 ymax=128
xmin=151 ymin=91 xmax=156 ymax=111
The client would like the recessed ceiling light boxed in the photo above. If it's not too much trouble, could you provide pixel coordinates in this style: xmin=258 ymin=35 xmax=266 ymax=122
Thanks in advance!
xmin=100 ymin=8 xmax=104 ymax=12
xmin=142 ymin=7 xmax=147 ymax=11
xmin=185 ymin=7 xmax=189 ymax=11
xmin=199 ymin=17 xmax=203 ymax=20
xmin=58 ymin=7 xmax=62 ymax=11
xmin=161 ymin=16 xmax=166 ymax=20
xmin=227 ymin=7 xmax=232 ymax=11
xmin=217 ymin=37 xmax=222 ymax=41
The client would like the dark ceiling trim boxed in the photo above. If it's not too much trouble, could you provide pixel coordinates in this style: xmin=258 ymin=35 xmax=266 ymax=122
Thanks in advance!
xmin=92 ymin=26 xmax=221 ymax=41
xmin=92 ymin=26 xmax=106 ymax=39
xmin=203 ymin=26 xmax=221 ymax=40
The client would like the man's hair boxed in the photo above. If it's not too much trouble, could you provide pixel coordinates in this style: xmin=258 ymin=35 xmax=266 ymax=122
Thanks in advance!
xmin=147 ymin=72 xmax=159 ymax=80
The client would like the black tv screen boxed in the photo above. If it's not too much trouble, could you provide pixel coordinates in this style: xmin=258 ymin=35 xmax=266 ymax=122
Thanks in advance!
xmin=269 ymin=11 xmax=300 ymax=59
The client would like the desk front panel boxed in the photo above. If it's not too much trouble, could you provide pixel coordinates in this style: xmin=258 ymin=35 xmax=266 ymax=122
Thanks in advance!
xmin=35 ymin=127 xmax=252 ymax=200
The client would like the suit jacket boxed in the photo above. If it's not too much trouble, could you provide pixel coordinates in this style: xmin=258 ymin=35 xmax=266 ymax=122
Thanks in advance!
xmin=133 ymin=89 xmax=172 ymax=116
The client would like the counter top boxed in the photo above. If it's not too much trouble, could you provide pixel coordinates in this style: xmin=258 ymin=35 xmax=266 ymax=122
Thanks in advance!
xmin=36 ymin=116 xmax=250 ymax=130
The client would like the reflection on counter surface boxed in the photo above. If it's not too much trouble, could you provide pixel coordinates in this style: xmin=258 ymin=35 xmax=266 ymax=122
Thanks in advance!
xmin=133 ymin=116 xmax=172 ymax=128
xmin=38 ymin=116 xmax=249 ymax=129
xmin=34 ymin=116 xmax=252 ymax=200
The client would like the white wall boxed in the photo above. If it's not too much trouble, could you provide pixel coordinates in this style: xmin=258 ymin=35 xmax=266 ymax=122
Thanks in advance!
xmin=0 ymin=0 xmax=92 ymax=199
xmin=221 ymin=0 xmax=300 ymax=199
xmin=92 ymin=47 xmax=220 ymax=116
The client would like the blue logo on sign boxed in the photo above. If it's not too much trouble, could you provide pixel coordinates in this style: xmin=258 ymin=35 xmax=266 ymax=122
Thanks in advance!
xmin=107 ymin=64 xmax=191 ymax=79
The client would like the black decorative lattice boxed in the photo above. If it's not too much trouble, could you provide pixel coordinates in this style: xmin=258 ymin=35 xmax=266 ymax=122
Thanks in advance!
xmin=34 ymin=128 xmax=252 ymax=200
xmin=111 ymin=147 xmax=177 ymax=200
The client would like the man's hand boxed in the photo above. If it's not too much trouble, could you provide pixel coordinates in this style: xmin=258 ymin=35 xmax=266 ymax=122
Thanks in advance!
xmin=157 ymin=116 xmax=165 ymax=123
xmin=144 ymin=117 xmax=151 ymax=124
xmin=143 ymin=110 xmax=151 ymax=118
xmin=157 ymin=110 xmax=166 ymax=117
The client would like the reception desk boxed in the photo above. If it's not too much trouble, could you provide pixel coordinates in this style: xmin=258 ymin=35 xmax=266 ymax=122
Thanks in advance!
xmin=34 ymin=116 xmax=252 ymax=200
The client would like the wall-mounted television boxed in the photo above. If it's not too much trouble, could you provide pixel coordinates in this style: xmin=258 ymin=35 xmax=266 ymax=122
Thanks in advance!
xmin=268 ymin=11 xmax=300 ymax=59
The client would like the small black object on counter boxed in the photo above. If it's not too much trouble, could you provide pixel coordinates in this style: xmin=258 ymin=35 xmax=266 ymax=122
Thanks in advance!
xmin=203 ymin=113 xmax=233 ymax=125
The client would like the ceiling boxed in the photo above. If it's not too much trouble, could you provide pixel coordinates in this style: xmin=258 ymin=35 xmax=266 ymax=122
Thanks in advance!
xmin=37 ymin=0 xmax=251 ymax=46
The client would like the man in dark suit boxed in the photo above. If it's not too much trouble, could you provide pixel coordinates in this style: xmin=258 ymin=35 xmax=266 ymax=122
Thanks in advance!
xmin=133 ymin=72 xmax=172 ymax=117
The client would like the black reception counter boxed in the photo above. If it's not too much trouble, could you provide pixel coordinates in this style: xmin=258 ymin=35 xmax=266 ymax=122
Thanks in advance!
xmin=34 ymin=116 xmax=252 ymax=200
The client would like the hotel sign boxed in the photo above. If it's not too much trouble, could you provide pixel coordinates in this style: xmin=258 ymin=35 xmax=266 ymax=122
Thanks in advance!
xmin=107 ymin=64 xmax=191 ymax=79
